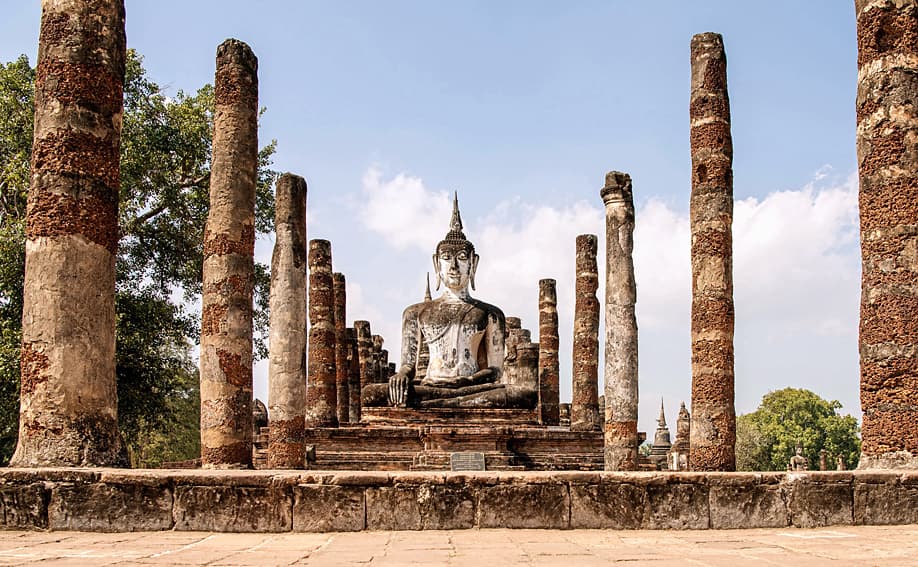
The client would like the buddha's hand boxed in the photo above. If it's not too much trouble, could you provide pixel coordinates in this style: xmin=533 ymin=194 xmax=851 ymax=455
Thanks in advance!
xmin=388 ymin=369 xmax=411 ymax=407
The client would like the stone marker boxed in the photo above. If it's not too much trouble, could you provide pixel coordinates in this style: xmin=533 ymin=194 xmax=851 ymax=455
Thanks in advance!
xmin=689 ymin=32 xmax=736 ymax=471
xmin=333 ymin=273 xmax=349 ymax=424
xmin=600 ymin=171 xmax=638 ymax=471
xmin=12 ymin=0 xmax=129 ymax=467
xmin=346 ymin=327 xmax=361 ymax=424
xmin=198 ymin=39 xmax=259 ymax=468
xmin=267 ymin=174 xmax=308 ymax=468
xmin=305 ymin=239 xmax=337 ymax=427
xmin=571 ymin=234 xmax=601 ymax=432
xmin=450 ymin=452 xmax=487 ymax=471
xmin=855 ymin=0 xmax=918 ymax=470
xmin=538 ymin=279 xmax=560 ymax=425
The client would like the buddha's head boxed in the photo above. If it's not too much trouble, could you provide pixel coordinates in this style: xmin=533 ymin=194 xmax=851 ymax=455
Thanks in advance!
xmin=433 ymin=193 xmax=479 ymax=293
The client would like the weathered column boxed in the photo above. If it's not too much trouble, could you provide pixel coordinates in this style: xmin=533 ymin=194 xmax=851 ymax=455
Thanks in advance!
xmin=199 ymin=39 xmax=258 ymax=469
xmin=538 ymin=279 xmax=560 ymax=426
xmin=305 ymin=239 xmax=337 ymax=427
xmin=856 ymin=0 xmax=918 ymax=469
xmin=601 ymin=171 xmax=639 ymax=471
xmin=266 ymin=174 xmax=308 ymax=468
xmin=516 ymin=343 xmax=541 ymax=396
xmin=11 ymin=0 xmax=128 ymax=467
xmin=355 ymin=321 xmax=374 ymax=393
xmin=346 ymin=327 xmax=361 ymax=423
xmin=333 ymin=272 xmax=349 ymax=425
xmin=372 ymin=335 xmax=384 ymax=384
xmin=416 ymin=276 xmax=432 ymax=381
xmin=571 ymin=234 xmax=601 ymax=432
xmin=379 ymin=349 xmax=389 ymax=384
xmin=689 ymin=32 xmax=736 ymax=471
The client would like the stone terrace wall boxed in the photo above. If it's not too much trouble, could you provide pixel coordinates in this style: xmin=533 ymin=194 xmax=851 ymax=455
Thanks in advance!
xmin=0 ymin=469 xmax=914 ymax=532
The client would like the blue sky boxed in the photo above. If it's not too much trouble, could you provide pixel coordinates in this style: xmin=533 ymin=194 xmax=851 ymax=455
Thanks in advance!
xmin=1 ymin=2 xmax=862 ymax=436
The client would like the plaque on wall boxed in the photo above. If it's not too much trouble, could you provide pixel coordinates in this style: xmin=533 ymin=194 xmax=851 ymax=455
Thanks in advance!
xmin=450 ymin=451 xmax=486 ymax=471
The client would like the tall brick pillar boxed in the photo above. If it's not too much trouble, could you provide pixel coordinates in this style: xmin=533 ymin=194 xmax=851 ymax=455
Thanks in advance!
xmin=601 ymin=171 xmax=638 ymax=471
xmin=538 ymin=279 xmax=560 ymax=425
xmin=333 ymin=272 xmax=349 ymax=425
xmin=689 ymin=32 xmax=736 ymax=471
xmin=267 ymin=173 xmax=307 ymax=468
xmin=346 ymin=328 xmax=361 ymax=423
xmin=571 ymin=234 xmax=601 ymax=432
xmin=199 ymin=39 xmax=258 ymax=468
xmin=855 ymin=0 xmax=918 ymax=469
xmin=305 ymin=239 xmax=337 ymax=427
xmin=12 ymin=0 xmax=128 ymax=467
xmin=355 ymin=320 xmax=374 ymax=397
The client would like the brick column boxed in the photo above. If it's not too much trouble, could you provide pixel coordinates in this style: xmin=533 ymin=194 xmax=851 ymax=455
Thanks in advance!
xmin=198 ymin=39 xmax=258 ymax=468
xmin=266 ymin=173 xmax=307 ymax=468
xmin=346 ymin=328 xmax=361 ymax=423
xmin=333 ymin=272 xmax=349 ymax=424
xmin=355 ymin=321 xmax=374 ymax=393
xmin=305 ymin=239 xmax=337 ymax=427
xmin=372 ymin=335 xmax=384 ymax=384
xmin=601 ymin=171 xmax=638 ymax=471
xmin=571 ymin=234 xmax=601 ymax=432
xmin=855 ymin=0 xmax=918 ymax=469
xmin=538 ymin=279 xmax=560 ymax=425
xmin=689 ymin=32 xmax=736 ymax=471
xmin=11 ymin=0 xmax=128 ymax=467
xmin=502 ymin=317 xmax=523 ymax=384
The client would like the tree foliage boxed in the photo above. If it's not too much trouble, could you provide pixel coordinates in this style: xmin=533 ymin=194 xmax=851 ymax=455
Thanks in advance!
xmin=0 ymin=51 xmax=277 ymax=466
xmin=736 ymin=388 xmax=860 ymax=471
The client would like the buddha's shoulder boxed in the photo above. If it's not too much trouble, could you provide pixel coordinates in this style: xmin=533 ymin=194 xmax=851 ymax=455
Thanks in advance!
xmin=468 ymin=298 xmax=505 ymax=321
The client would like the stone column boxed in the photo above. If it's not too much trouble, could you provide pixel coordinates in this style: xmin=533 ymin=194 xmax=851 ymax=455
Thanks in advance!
xmin=516 ymin=343 xmax=541 ymax=395
xmin=372 ymin=335 xmax=384 ymax=384
xmin=856 ymin=0 xmax=918 ymax=469
xmin=333 ymin=273 xmax=349 ymax=424
xmin=379 ymin=349 xmax=389 ymax=384
xmin=11 ymin=0 xmax=128 ymax=467
xmin=305 ymin=239 xmax=337 ymax=427
xmin=346 ymin=328 xmax=361 ymax=423
xmin=355 ymin=320 xmax=374 ymax=392
xmin=689 ymin=32 xmax=736 ymax=471
xmin=267 ymin=174 xmax=308 ymax=468
xmin=198 ymin=39 xmax=259 ymax=468
xmin=601 ymin=171 xmax=639 ymax=471
xmin=538 ymin=279 xmax=560 ymax=426
xmin=571 ymin=234 xmax=601 ymax=432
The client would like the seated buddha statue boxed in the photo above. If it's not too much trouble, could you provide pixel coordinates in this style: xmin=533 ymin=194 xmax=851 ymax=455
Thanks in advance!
xmin=362 ymin=194 xmax=537 ymax=409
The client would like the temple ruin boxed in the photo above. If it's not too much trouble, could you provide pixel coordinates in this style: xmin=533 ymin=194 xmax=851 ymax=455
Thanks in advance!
xmin=3 ymin=0 xmax=918 ymax=535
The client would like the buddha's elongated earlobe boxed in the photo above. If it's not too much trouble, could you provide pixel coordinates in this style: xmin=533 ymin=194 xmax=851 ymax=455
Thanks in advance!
xmin=432 ymin=254 xmax=441 ymax=290
xmin=470 ymin=254 xmax=479 ymax=291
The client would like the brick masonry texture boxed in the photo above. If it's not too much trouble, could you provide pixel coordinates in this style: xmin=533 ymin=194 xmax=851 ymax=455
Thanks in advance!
xmin=689 ymin=32 xmax=736 ymax=472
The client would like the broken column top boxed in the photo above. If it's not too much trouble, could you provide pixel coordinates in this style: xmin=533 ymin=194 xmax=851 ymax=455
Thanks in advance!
xmin=274 ymin=173 xmax=307 ymax=225
xmin=217 ymin=38 xmax=258 ymax=71
xmin=600 ymin=171 xmax=633 ymax=205
xmin=690 ymin=32 xmax=724 ymax=50
xmin=506 ymin=317 xmax=522 ymax=330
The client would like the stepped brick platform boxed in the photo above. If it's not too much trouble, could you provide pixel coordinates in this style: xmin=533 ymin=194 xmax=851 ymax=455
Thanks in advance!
xmin=254 ymin=424 xmax=606 ymax=471
xmin=0 ymin=469 xmax=915 ymax=532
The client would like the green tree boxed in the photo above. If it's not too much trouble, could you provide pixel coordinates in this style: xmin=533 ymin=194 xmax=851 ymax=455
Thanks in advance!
xmin=736 ymin=388 xmax=860 ymax=471
xmin=0 ymin=51 xmax=277 ymax=466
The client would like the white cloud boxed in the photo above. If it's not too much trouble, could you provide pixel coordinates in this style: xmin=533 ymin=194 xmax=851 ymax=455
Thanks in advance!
xmin=358 ymin=167 xmax=452 ymax=251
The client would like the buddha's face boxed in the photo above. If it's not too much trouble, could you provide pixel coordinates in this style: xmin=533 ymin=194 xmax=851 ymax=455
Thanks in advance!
xmin=434 ymin=244 xmax=477 ymax=292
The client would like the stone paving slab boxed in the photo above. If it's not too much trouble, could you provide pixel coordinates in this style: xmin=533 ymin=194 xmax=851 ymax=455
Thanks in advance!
xmin=0 ymin=525 xmax=914 ymax=565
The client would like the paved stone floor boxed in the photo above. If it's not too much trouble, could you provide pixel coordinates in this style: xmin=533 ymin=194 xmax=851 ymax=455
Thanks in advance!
xmin=0 ymin=525 xmax=914 ymax=566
